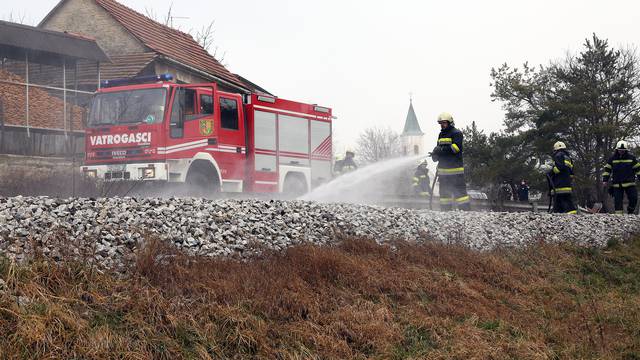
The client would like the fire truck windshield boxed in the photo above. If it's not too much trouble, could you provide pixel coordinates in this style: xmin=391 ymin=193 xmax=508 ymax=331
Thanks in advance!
xmin=89 ymin=88 xmax=166 ymax=126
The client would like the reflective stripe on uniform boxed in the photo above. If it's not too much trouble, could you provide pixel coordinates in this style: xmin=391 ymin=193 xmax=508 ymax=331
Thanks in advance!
xmin=440 ymin=197 xmax=453 ymax=205
xmin=419 ymin=175 xmax=427 ymax=178
xmin=438 ymin=138 xmax=453 ymax=144
xmin=553 ymin=166 xmax=560 ymax=174
xmin=615 ymin=210 xmax=624 ymax=215
xmin=419 ymin=192 xmax=430 ymax=196
xmin=451 ymin=144 xmax=460 ymax=153
xmin=412 ymin=177 xmax=419 ymax=182
xmin=552 ymin=187 xmax=572 ymax=194
xmin=633 ymin=163 xmax=640 ymax=169
xmin=612 ymin=182 xmax=636 ymax=188
xmin=438 ymin=167 xmax=464 ymax=175
xmin=455 ymin=195 xmax=470 ymax=204
xmin=604 ymin=164 xmax=612 ymax=169
xmin=602 ymin=172 xmax=610 ymax=177
xmin=613 ymin=159 xmax=634 ymax=163
xmin=564 ymin=160 xmax=573 ymax=168
xmin=567 ymin=210 xmax=577 ymax=214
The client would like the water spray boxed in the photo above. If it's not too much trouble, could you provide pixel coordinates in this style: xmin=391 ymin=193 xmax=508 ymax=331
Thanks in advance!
xmin=301 ymin=155 xmax=424 ymax=204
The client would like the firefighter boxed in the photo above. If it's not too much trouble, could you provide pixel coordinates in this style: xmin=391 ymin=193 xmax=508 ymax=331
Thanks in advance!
xmin=334 ymin=149 xmax=358 ymax=175
xmin=549 ymin=141 xmax=577 ymax=214
xmin=602 ymin=140 xmax=639 ymax=214
xmin=517 ymin=179 xmax=530 ymax=202
xmin=431 ymin=112 xmax=470 ymax=211
xmin=412 ymin=158 xmax=432 ymax=198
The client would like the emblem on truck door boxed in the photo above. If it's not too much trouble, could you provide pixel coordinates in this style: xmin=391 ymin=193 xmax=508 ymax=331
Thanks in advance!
xmin=199 ymin=119 xmax=213 ymax=136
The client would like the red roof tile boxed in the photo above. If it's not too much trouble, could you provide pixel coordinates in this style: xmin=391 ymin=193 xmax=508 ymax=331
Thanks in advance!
xmin=100 ymin=52 xmax=157 ymax=79
xmin=74 ymin=52 xmax=157 ymax=85
xmin=94 ymin=0 xmax=248 ymax=91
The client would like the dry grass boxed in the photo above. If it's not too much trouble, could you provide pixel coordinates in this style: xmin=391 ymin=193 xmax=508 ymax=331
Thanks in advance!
xmin=1 ymin=235 xmax=639 ymax=359
xmin=0 ymin=168 xmax=102 ymax=198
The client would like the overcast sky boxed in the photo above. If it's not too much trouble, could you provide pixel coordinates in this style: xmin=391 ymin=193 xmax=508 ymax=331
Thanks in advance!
xmin=4 ymin=0 xmax=640 ymax=152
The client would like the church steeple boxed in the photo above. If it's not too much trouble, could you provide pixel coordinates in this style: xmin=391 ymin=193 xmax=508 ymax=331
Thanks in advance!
xmin=402 ymin=97 xmax=424 ymax=136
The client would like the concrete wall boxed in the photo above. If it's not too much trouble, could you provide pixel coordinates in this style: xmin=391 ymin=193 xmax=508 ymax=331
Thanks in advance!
xmin=154 ymin=62 xmax=208 ymax=84
xmin=0 ymin=154 xmax=74 ymax=176
xmin=40 ymin=0 xmax=147 ymax=55
xmin=155 ymin=61 xmax=240 ymax=92
xmin=0 ymin=154 xmax=99 ymax=198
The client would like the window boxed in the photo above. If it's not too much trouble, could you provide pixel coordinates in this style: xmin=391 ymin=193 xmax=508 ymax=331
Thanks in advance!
xmin=254 ymin=111 xmax=276 ymax=150
xmin=181 ymin=89 xmax=198 ymax=122
xmin=183 ymin=90 xmax=196 ymax=116
xmin=89 ymin=88 xmax=166 ymax=126
xmin=278 ymin=115 xmax=309 ymax=153
xmin=220 ymin=97 xmax=239 ymax=130
xmin=169 ymin=88 xmax=189 ymax=138
xmin=200 ymin=94 xmax=213 ymax=115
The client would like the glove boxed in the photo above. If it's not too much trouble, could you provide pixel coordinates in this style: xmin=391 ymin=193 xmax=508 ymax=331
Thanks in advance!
xmin=430 ymin=148 xmax=440 ymax=162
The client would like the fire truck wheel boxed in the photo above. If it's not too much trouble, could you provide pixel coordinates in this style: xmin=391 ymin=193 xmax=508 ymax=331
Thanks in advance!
xmin=185 ymin=164 xmax=221 ymax=197
xmin=283 ymin=173 xmax=308 ymax=198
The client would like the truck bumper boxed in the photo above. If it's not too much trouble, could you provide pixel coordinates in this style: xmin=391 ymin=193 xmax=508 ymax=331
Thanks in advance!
xmin=81 ymin=162 xmax=169 ymax=181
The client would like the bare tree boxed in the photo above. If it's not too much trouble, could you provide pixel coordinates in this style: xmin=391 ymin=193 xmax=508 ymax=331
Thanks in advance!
xmin=144 ymin=4 xmax=174 ymax=27
xmin=192 ymin=20 xmax=226 ymax=64
xmin=356 ymin=127 xmax=402 ymax=164
xmin=2 ymin=10 xmax=28 ymax=24
xmin=144 ymin=3 xmax=226 ymax=64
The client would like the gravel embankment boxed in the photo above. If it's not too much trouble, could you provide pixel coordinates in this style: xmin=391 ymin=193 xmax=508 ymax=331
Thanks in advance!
xmin=1 ymin=196 xmax=639 ymax=268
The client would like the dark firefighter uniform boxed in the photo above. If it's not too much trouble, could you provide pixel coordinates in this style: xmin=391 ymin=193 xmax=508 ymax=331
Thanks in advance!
xmin=412 ymin=163 xmax=432 ymax=198
xmin=602 ymin=151 xmax=640 ymax=214
xmin=431 ymin=123 xmax=470 ymax=211
xmin=549 ymin=147 xmax=577 ymax=214
xmin=334 ymin=153 xmax=358 ymax=175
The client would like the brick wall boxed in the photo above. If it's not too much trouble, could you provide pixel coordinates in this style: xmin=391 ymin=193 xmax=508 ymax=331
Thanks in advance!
xmin=0 ymin=70 xmax=85 ymax=130
xmin=41 ymin=0 xmax=146 ymax=55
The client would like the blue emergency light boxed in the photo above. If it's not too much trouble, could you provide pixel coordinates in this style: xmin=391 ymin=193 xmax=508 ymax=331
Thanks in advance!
xmin=100 ymin=73 xmax=173 ymax=88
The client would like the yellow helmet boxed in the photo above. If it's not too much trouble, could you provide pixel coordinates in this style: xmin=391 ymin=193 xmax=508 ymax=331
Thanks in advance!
xmin=553 ymin=141 xmax=567 ymax=151
xmin=437 ymin=112 xmax=454 ymax=125
xmin=616 ymin=140 xmax=629 ymax=150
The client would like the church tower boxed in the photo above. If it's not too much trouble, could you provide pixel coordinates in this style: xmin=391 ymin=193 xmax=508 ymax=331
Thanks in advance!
xmin=401 ymin=97 xmax=424 ymax=156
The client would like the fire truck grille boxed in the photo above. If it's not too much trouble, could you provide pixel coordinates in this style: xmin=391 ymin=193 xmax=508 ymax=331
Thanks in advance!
xmin=104 ymin=171 xmax=131 ymax=181
xmin=95 ymin=148 xmax=147 ymax=159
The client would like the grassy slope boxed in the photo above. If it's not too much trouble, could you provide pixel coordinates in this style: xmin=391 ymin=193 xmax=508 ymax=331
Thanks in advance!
xmin=0 ymin=236 xmax=639 ymax=360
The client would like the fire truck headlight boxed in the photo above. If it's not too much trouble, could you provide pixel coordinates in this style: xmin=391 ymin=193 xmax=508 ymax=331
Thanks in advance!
xmin=83 ymin=169 xmax=97 ymax=178
xmin=142 ymin=167 xmax=156 ymax=179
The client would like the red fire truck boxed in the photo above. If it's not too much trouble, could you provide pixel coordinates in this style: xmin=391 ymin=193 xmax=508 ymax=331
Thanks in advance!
xmin=82 ymin=74 xmax=333 ymax=195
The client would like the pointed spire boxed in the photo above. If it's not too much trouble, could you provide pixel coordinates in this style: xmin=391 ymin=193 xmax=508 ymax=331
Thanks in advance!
xmin=402 ymin=97 xmax=423 ymax=136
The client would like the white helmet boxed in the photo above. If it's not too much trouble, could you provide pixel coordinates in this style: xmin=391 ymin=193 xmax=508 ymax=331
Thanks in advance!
xmin=553 ymin=141 xmax=567 ymax=151
xmin=416 ymin=157 xmax=428 ymax=166
xmin=437 ymin=112 xmax=454 ymax=125
xmin=616 ymin=140 xmax=629 ymax=151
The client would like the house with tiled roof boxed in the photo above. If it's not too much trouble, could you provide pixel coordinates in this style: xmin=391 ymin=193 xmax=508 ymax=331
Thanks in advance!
xmin=39 ymin=0 xmax=257 ymax=94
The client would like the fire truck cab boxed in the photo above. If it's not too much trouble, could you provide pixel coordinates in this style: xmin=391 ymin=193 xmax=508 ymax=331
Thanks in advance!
xmin=83 ymin=74 xmax=333 ymax=196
